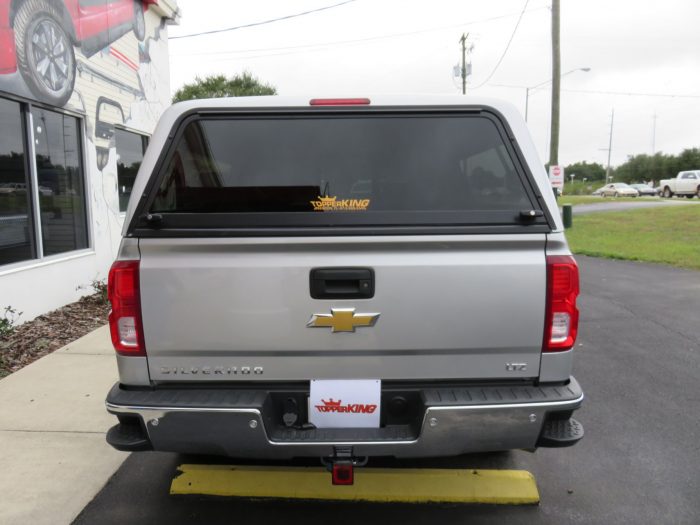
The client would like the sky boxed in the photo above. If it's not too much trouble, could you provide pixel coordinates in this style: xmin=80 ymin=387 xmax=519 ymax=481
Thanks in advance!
xmin=166 ymin=0 xmax=700 ymax=168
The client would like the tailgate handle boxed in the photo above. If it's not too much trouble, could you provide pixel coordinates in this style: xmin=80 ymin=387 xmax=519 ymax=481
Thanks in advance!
xmin=310 ymin=268 xmax=374 ymax=299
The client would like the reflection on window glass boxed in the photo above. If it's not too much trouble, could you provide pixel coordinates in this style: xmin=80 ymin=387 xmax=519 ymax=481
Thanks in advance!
xmin=0 ymin=98 xmax=34 ymax=266
xmin=115 ymin=129 xmax=147 ymax=212
xmin=152 ymin=116 xmax=532 ymax=223
xmin=32 ymin=108 xmax=88 ymax=256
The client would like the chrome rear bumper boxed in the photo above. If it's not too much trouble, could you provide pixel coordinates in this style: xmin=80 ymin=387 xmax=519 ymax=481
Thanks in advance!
xmin=106 ymin=378 xmax=584 ymax=458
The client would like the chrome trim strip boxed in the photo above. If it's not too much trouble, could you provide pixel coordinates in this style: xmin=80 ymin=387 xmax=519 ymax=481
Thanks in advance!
xmin=426 ymin=394 xmax=584 ymax=412
xmin=106 ymin=403 xmax=259 ymax=415
xmin=106 ymin=394 xmax=583 ymax=417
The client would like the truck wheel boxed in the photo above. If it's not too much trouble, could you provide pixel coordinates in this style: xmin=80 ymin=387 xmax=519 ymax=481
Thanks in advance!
xmin=14 ymin=0 xmax=76 ymax=107
xmin=686 ymin=194 xmax=694 ymax=199
xmin=133 ymin=1 xmax=146 ymax=41
xmin=663 ymin=187 xmax=673 ymax=198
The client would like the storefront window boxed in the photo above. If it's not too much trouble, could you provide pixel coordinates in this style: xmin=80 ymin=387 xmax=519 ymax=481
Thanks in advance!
xmin=0 ymin=99 xmax=34 ymax=266
xmin=31 ymin=107 xmax=88 ymax=256
xmin=115 ymin=128 xmax=147 ymax=212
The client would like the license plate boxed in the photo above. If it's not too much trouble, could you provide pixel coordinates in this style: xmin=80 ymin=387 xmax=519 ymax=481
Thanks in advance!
xmin=309 ymin=379 xmax=381 ymax=428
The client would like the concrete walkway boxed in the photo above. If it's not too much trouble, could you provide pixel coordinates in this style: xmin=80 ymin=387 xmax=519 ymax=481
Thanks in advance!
xmin=0 ymin=325 xmax=125 ymax=525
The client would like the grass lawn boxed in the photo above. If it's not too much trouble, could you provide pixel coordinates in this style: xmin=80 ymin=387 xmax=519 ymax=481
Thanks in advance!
xmin=566 ymin=205 xmax=700 ymax=270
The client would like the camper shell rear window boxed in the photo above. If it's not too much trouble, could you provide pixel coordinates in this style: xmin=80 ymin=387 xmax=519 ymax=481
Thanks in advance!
xmin=130 ymin=108 xmax=551 ymax=236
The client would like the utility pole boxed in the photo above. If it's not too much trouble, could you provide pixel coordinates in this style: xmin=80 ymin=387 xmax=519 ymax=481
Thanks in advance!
xmin=605 ymin=109 xmax=615 ymax=182
xmin=652 ymin=112 xmax=657 ymax=154
xmin=459 ymin=33 xmax=469 ymax=94
xmin=548 ymin=0 xmax=561 ymax=166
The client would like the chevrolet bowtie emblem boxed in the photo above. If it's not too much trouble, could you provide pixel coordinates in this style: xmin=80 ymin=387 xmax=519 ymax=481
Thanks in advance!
xmin=307 ymin=308 xmax=380 ymax=333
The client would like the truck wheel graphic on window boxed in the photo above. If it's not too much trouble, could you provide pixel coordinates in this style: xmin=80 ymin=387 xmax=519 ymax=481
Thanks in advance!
xmin=14 ymin=0 xmax=76 ymax=107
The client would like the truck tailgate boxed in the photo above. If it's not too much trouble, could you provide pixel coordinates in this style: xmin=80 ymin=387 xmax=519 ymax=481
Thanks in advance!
xmin=140 ymin=234 xmax=546 ymax=381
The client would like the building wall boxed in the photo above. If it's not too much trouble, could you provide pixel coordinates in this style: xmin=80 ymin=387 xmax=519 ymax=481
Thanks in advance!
xmin=0 ymin=1 xmax=178 ymax=321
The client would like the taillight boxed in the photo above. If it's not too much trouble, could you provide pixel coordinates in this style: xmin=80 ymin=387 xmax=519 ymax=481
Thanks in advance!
xmin=543 ymin=255 xmax=579 ymax=352
xmin=108 ymin=260 xmax=146 ymax=356
xmin=309 ymin=98 xmax=371 ymax=106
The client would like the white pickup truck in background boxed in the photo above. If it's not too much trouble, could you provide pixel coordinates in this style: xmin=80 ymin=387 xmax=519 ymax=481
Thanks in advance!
xmin=659 ymin=171 xmax=700 ymax=198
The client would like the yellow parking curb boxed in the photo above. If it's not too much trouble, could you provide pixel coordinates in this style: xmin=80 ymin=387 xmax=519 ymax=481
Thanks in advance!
xmin=170 ymin=464 xmax=540 ymax=504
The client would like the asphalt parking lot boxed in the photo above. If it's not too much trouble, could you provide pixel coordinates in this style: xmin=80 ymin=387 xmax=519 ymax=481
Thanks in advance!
xmin=73 ymin=256 xmax=700 ymax=525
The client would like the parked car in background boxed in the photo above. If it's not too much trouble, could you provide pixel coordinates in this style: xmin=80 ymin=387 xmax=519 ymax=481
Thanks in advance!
xmin=0 ymin=182 xmax=26 ymax=194
xmin=630 ymin=183 xmax=658 ymax=197
xmin=0 ymin=181 xmax=53 ymax=196
xmin=600 ymin=183 xmax=639 ymax=197
xmin=658 ymin=171 xmax=700 ymax=198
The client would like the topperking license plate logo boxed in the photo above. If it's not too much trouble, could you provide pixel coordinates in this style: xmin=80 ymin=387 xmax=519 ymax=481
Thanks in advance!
xmin=309 ymin=379 xmax=381 ymax=428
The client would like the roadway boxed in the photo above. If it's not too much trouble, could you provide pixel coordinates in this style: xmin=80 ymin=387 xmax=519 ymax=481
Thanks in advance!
xmin=572 ymin=197 xmax=698 ymax=215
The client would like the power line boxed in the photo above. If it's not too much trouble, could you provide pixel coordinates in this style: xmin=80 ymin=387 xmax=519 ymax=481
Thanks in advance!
xmin=562 ymin=88 xmax=700 ymax=99
xmin=490 ymin=83 xmax=700 ymax=99
xmin=170 ymin=5 xmax=549 ymax=56
xmin=470 ymin=0 xmax=531 ymax=89
xmin=170 ymin=0 xmax=357 ymax=40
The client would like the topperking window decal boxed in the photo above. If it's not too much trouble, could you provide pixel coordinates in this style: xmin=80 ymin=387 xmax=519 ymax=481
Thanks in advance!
xmin=310 ymin=195 xmax=371 ymax=211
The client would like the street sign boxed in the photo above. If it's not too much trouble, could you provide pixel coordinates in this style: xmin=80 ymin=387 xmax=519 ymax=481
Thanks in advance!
xmin=549 ymin=165 xmax=565 ymax=189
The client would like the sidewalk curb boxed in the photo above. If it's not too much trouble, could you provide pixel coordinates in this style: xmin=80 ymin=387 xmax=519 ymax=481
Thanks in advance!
xmin=0 ymin=325 xmax=127 ymax=525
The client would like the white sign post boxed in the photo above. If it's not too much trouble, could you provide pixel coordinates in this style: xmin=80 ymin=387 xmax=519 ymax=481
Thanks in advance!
xmin=549 ymin=165 xmax=565 ymax=194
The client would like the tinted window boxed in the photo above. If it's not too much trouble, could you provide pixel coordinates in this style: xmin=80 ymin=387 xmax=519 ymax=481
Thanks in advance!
xmin=0 ymin=99 xmax=34 ymax=265
xmin=151 ymin=114 xmax=536 ymax=227
xmin=32 ymin=108 xmax=88 ymax=256
xmin=115 ymin=128 xmax=147 ymax=212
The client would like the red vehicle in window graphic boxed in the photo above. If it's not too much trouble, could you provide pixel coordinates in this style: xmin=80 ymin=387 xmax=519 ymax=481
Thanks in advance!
xmin=0 ymin=0 xmax=151 ymax=107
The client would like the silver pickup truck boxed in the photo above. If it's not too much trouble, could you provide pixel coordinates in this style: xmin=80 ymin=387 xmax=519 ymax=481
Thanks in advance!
xmin=105 ymin=95 xmax=583 ymax=480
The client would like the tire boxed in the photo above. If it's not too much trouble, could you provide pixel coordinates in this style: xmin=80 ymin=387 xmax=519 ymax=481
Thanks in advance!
xmin=614 ymin=192 xmax=619 ymax=198
xmin=663 ymin=187 xmax=673 ymax=198
xmin=133 ymin=1 xmax=146 ymax=41
xmin=686 ymin=194 xmax=694 ymax=199
xmin=697 ymin=186 xmax=700 ymax=198
xmin=14 ymin=0 xmax=76 ymax=107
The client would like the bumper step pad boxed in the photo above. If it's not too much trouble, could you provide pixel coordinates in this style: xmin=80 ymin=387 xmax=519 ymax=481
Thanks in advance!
xmin=106 ymin=422 xmax=152 ymax=452
xmin=537 ymin=418 xmax=584 ymax=448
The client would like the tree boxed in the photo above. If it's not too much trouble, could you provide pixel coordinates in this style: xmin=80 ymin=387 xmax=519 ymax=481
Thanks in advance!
xmin=172 ymin=73 xmax=276 ymax=103
xmin=612 ymin=149 xmax=700 ymax=184
xmin=563 ymin=161 xmax=606 ymax=182
xmin=612 ymin=153 xmax=668 ymax=184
